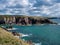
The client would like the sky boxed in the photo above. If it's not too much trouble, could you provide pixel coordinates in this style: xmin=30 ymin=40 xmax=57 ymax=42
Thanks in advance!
xmin=0 ymin=0 xmax=60 ymax=17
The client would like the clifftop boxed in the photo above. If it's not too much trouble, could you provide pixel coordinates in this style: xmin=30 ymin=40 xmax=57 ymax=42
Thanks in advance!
xmin=0 ymin=28 xmax=29 ymax=45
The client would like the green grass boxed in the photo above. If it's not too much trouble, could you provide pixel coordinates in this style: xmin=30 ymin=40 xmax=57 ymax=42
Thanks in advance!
xmin=0 ymin=28 xmax=29 ymax=45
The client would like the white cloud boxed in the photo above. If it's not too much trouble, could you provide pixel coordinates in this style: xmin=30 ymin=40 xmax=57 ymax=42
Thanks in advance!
xmin=40 ymin=3 xmax=60 ymax=17
xmin=6 ymin=0 xmax=30 ymax=7
xmin=42 ymin=0 xmax=53 ymax=4
xmin=0 ymin=0 xmax=37 ymax=15
xmin=8 ymin=0 xmax=15 ymax=5
xmin=0 ymin=4 xmax=6 ymax=10
xmin=0 ymin=0 xmax=60 ymax=17
xmin=22 ymin=0 xmax=29 ymax=6
xmin=33 ymin=11 xmax=40 ymax=13
xmin=45 ymin=0 xmax=51 ymax=2
xmin=48 ymin=3 xmax=60 ymax=17
xmin=40 ymin=5 xmax=51 ymax=15
xmin=32 ymin=3 xmax=60 ymax=17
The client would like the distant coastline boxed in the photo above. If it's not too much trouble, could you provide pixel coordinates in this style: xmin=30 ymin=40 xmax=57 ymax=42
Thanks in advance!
xmin=0 ymin=15 xmax=57 ymax=25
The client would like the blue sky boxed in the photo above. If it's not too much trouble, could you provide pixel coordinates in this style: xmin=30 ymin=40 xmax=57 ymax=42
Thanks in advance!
xmin=0 ymin=0 xmax=60 ymax=17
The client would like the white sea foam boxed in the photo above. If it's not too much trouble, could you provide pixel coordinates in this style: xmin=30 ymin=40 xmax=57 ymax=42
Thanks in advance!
xmin=7 ymin=28 xmax=18 ymax=30
xmin=33 ymin=42 xmax=42 ymax=45
xmin=19 ymin=33 xmax=32 ymax=37
xmin=1 ymin=26 xmax=4 ymax=27
xmin=58 ymin=23 xmax=60 ymax=25
xmin=21 ymin=34 xmax=29 ymax=37
xmin=49 ymin=23 xmax=60 ymax=25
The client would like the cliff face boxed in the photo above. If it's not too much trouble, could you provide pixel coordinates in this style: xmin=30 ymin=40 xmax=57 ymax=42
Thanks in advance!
xmin=0 ymin=28 xmax=29 ymax=45
xmin=15 ymin=16 xmax=57 ymax=25
xmin=0 ymin=15 xmax=57 ymax=25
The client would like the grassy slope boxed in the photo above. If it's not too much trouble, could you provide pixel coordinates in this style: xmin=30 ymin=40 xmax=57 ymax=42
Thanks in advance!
xmin=0 ymin=28 xmax=29 ymax=45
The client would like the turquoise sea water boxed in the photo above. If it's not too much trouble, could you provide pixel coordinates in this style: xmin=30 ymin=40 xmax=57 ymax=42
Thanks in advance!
xmin=8 ymin=24 xmax=60 ymax=45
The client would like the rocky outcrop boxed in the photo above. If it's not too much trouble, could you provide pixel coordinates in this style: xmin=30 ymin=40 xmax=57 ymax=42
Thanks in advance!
xmin=0 ymin=20 xmax=5 ymax=24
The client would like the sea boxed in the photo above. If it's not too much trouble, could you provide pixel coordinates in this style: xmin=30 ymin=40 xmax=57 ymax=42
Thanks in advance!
xmin=3 ymin=19 xmax=60 ymax=45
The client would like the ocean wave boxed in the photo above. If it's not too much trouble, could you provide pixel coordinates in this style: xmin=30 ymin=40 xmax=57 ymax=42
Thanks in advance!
xmin=33 ymin=42 xmax=42 ymax=45
xmin=49 ymin=23 xmax=60 ymax=25
xmin=7 ymin=28 xmax=18 ymax=30
xmin=19 ymin=33 xmax=32 ymax=37
xmin=1 ymin=26 xmax=6 ymax=28
xmin=21 ymin=34 xmax=29 ymax=37
xmin=57 ymin=23 xmax=60 ymax=25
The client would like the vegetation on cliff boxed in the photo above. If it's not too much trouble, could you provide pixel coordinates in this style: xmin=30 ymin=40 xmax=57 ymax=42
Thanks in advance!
xmin=0 ymin=28 xmax=29 ymax=45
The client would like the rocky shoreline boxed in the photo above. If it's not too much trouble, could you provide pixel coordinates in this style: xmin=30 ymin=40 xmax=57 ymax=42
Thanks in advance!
xmin=1 ymin=25 xmax=34 ymax=45
xmin=0 ymin=28 xmax=30 ymax=45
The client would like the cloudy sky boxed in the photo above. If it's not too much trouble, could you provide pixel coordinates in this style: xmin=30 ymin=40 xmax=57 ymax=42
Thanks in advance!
xmin=0 ymin=0 xmax=60 ymax=17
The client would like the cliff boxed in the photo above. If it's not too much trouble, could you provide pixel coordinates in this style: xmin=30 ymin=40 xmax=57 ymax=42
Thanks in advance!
xmin=0 ymin=15 xmax=57 ymax=25
xmin=0 ymin=28 xmax=29 ymax=45
xmin=15 ymin=16 xmax=57 ymax=25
